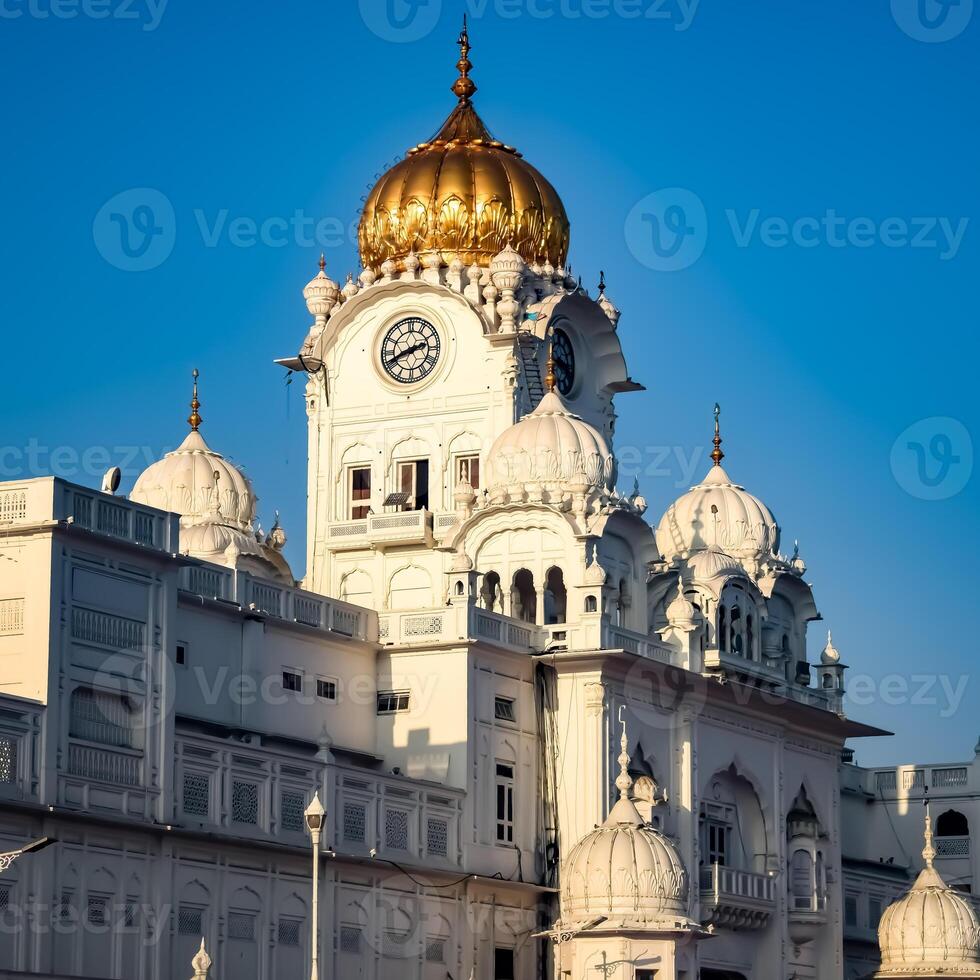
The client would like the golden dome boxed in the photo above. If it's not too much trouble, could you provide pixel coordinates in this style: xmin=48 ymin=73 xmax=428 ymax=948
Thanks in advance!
xmin=357 ymin=19 xmax=570 ymax=272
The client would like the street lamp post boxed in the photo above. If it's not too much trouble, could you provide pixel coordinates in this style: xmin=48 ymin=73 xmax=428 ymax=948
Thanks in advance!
xmin=304 ymin=792 xmax=325 ymax=980
xmin=0 ymin=837 xmax=55 ymax=875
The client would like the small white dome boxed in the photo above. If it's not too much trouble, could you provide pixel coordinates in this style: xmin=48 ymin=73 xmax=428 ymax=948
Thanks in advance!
xmin=486 ymin=390 xmax=615 ymax=500
xmin=131 ymin=428 xmax=256 ymax=531
xmin=656 ymin=463 xmax=779 ymax=563
xmin=876 ymin=811 xmax=980 ymax=977
xmin=687 ymin=545 xmax=744 ymax=584
xmin=558 ymin=725 xmax=694 ymax=933
xmin=821 ymin=630 xmax=841 ymax=665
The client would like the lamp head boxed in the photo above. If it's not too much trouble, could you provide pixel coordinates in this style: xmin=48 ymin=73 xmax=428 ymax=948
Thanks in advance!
xmin=304 ymin=791 xmax=325 ymax=833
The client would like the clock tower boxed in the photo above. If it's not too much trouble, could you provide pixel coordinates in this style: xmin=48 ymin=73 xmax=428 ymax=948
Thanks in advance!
xmin=280 ymin=21 xmax=642 ymax=604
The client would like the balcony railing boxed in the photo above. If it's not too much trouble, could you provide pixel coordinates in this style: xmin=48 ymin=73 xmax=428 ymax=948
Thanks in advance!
xmin=177 ymin=567 xmax=377 ymax=643
xmin=699 ymin=864 xmax=776 ymax=930
xmin=326 ymin=510 xmax=434 ymax=550
xmin=932 ymin=767 xmax=969 ymax=789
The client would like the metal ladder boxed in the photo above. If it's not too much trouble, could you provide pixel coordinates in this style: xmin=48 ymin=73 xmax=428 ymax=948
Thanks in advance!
xmin=517 ymin=331 xmax=544 ymax=409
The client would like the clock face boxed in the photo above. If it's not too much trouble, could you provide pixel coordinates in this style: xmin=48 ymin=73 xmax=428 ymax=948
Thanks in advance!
xmin=552 ymin=329 xmax=575 ymax=396
xmin=380 ymin=317 xmax=441 ymax=384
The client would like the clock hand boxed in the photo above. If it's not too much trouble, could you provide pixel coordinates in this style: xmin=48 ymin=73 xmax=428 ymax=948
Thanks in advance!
xmin=390 ymin=342 xmax=426 ymax=362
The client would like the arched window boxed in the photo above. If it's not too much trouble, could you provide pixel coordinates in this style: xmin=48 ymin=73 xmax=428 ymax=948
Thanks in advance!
xmin=718 ymin=605 xmax=728 ymax=652
xmin=584 ymin=595 xmax=598 ymax=614
xmin=746 ymin=614 xmax=754 ymax=660
xmin=544 ymin=567 xmax=567 ymax=624
xmin=731 ymin=604 xmax=743 ymax=655
xmin=511 ymin=569 xmax=536 ymax=624
xmin=936 ymin=810 xmax=970 ymax=838
xmin=481 ymin=572 xmax=502 ymax=612
xmin=823 ymin=673 xmax=834 ymax=689
xmin=454 ymin=580 xmax=465 ymax=597
xmin=69 ymin=686 xmax=144 ymax=750
xmin=791 ymin=849 xmax=814 ymax=906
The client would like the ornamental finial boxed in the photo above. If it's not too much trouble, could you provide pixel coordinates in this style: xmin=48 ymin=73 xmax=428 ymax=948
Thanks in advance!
xmin=191 ymin=938 xmax=212 ymax=979
xmin=318 ymin=253 xmax=326 ymax=273
xmin=615 ymin=705 xmax=632 ymax=799
xmin=711 ymin=402 xmax=724 ymax=466
xmin=544 ymin=336 xmax=557 ymax=394
xmin=452 ymin=14 xmax=477 ymax=102
xmin=598 ymin=270 xmax=606 ymax=295
xmin=922 ymin=801 xmax=936 ymax=869
xmin=188 ymin=369 xmax=202 ymax=431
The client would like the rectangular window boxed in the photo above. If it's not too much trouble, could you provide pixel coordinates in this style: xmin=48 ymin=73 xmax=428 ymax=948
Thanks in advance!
xmin=340 ymin=926 xmax=362 ymax=954
xmin=427 ymin=817 xmax=449 ymax=856
xmin=343 ymin=801 xmax=367 ymax=842
xmin=377 ymin=690 xmax=410 ymax=714
xmin=350 ymin=467 xmax=372 ymax=520
xmin=176 ymin=643 xmax=186 ymax=666
xmin=704 ymin=820 xmax=731 ymax=866
xmin=496 ymin=762 xmax=515 ymax=844
xmin=278 ymin=918 xmax=301 ymax=947
xmin=425 ymin=938 xmax=446 ymax=963
xmin=494 ymin=947 xmax=515 ymax=980
xmin=231 ymin=780 xmax=259 ymax=825
xmin=456 ymin=454 xmax=480 ymax=489
xmin=397 ymin=459 xmax=429 ymax=511
xmin=228 ymin=911 xmax=256 ymax=941
xmin=282 ymin=670 xmax=303 ymax=693
xmin=182 ymin=770 xmax=210 ymax=817
xmin=494 ymin=696 xmax=516 ymax=722
xmin=869 ymin=896 xmax=883 ymax=929
xmin=316 ymin=678 xmax=337 ymax=702
xmin=178 ymin=906 xmax=203 ymax=936
xmin=280 ymin=790 xmax=305 ymax=833
xmin=844 ymin=894 xmax=858 ymax=927
xmin=385 ymin=809 xmax=410 ymax=850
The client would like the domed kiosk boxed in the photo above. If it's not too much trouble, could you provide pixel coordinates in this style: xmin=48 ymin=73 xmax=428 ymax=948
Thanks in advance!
xmin=874 ymin=807 xmax=980 ymax=978
xmin=546 ymin=716 xmax=708 ymax=979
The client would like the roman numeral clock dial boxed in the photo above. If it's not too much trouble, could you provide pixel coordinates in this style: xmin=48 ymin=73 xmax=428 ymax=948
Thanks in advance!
xmin=380 ymin=317 xmax=441 ymax=384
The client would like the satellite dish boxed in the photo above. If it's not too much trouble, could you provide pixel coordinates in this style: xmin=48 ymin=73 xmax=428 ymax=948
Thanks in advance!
xmin=101 ymin=467 xmax=122 ymax=495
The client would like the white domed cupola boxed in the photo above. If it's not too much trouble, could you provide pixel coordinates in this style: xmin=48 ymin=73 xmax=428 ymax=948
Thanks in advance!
xmin=130 ymin=372 xmax=293 ymax=584
xmin=131 ymin=372 xmax=257 ymax=532
xmin=656 ymin=405 xmax=779 ymax=564
xmin=485 ymin=357 xmax=615 ymax=506
xmin=875 ymin=807 xmax=980 ymax=977
xmin=558 ymin=718 xmax=698 ymax=933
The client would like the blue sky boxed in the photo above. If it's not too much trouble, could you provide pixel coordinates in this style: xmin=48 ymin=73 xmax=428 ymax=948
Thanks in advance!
xmin=0 ymin=0 xmax=976 ymax=765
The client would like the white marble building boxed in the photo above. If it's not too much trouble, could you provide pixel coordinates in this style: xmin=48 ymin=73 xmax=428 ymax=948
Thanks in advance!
xmin=0 ymin=21 xmax=968 ymax=980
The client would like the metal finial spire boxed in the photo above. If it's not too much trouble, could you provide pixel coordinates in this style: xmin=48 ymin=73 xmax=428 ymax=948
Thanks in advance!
xmin=711 ymin=402 xmax=724 ymax=466
xmin=598 ymin=270 xmax=606 ymax=295
xmin=544 ymin=334 xmax=557 ymax=393
xmin=318 ymin=253 xmax=326 ymax=273
xmin=452 ymin=14 xmax=477 ymax=102
xmin=922 ymin=801 xmax=936 ymax=869
xmin=615 ymin=705 xmax=632 ymax=800
xmin=188 ymin=369 xmax=202 ymax=431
